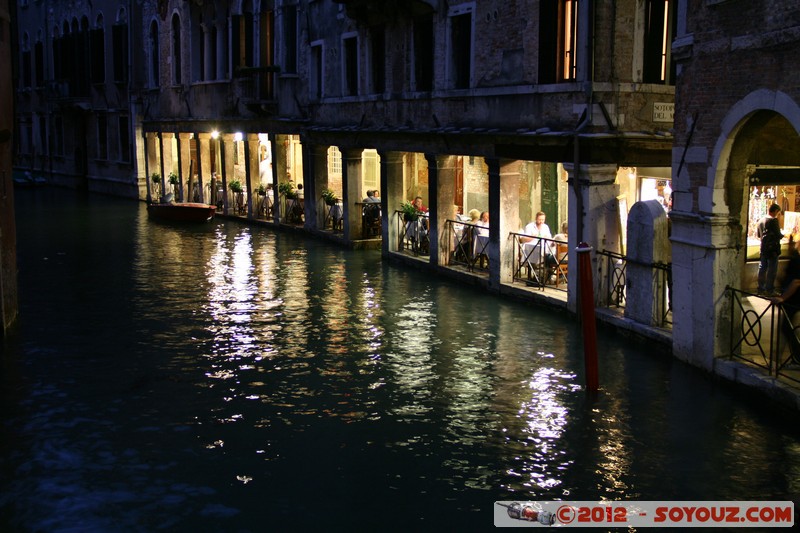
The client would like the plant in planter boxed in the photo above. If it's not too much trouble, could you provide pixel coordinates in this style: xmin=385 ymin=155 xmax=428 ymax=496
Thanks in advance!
xmin=278 ymin=181 xmax=297 ymax=199
xmin=400 ymin=200 xmax=419 ymax=222
xmin=168 ymin=172 xmax=180 ymax=185
xmin=321 ymin=188 xmax=338 ymax=206
xmin=151 ymin=173 xmax=161 ymax=184
xmin=256 ymin=183 xmax=267 ymax=196
xmin=229 ymin=179 xmax=244 ymax=193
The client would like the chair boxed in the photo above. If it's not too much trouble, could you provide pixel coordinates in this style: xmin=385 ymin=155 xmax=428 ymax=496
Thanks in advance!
xmin=553 ymin=243 xmax=569 ymax=287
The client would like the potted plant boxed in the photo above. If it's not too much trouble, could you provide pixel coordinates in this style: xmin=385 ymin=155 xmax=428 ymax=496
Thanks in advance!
xmin=400 ymin=200 xmax=419 ymax=222
xmin=321 ymin=188 xmax=338 ymax=206
xmin=168 ymin=172 xmax=180 ymax=185
xmin=151 ymin=172 xmax=161 ymax=184
xmin=228 ymin=179 xmax=244 ymax=193
xmin=279 ymin=181 xmax=297 ymax=199
xmin=256 ymin=183 xmax=267 ymax=196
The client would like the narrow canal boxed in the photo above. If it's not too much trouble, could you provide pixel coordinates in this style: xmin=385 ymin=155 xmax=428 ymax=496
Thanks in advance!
xmin=2 ymin=189 xmax=798 ymax=531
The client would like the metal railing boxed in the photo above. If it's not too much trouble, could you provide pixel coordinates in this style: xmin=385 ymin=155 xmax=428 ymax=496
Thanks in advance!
xmin=444 ymin=219 xmax=489 ymax=272
xmin=396 ymin=210 xmax=429 ymax=256
xmin=727 ymin=287 xmax=800 ymax=385
xmin=356 ymin=202 xmax=382 ymax=239
xmin=510 ymin=232 xmax=568 ymax=292
xmin=595 ymin=250 xmax=672 ymax=325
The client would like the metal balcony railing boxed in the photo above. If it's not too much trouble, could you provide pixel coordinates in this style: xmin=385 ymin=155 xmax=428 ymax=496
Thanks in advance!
xmin=727 ymin=287 xmax=800 ymax=386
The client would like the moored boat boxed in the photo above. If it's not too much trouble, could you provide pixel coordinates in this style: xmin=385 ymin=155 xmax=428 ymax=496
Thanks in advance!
xmin=147 ymin=202 xmax=216 ymax=223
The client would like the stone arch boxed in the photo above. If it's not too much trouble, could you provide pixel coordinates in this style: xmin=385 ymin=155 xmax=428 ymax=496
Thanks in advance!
xmin=708 ymin=90 xmax=800 ymax=289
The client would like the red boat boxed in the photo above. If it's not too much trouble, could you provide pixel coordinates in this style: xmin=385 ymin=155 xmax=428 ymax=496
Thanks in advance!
xmin=147 ymin=202 xmax=217 ymax=223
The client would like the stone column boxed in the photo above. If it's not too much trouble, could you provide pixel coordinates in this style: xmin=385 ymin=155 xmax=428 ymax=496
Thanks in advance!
xmin=145 ymin=132 xmax=159 ymax=203
xmin=178 ymin=132 xmax=193 ymax=202
xmin=246 ymin=133 xmax=260 ymax=219
xmin=564 ymin=163 xmax=620 ymax=311
xmin=197 ymin=132 xmax=212 ymax=204
xmin=219 ymin=133 xmax=235 ymax=214
xmin=624 ymin=200 xmax=671 ymax=326
xmin=434 ymin=155 xmax=458 ymax=268
xmin=161 ymin=132 xmax=176 ymax=199
xmin=343 ymin=149 xmax=363 ymax=241
xmin=272 ymin=134 xmax=289 ymax=222
xmin=305 ymin=141 xmax=327 ymax=230
xmin=424 ymin=154 xmax=439 ymax=266
xmin=382 ymin=151 xmax=405 ymax=257
xmin=499 ymin=159 xmax=523 ymax=286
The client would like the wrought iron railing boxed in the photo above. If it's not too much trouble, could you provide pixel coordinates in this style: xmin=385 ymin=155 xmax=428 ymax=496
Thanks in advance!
xmin=510 ymin=232 xmax=568 ymax=291
xmin=356 ymin=202 xmax=382 ymax=239
xmin=395 ymin=210 xmax=429 ymax=256
xmin=727 ymin=287 xmax=800 ymax=385
xmin=595 ymin=250 xmax=672 ymax=325
xmin=444 ymin=219 xmax=489 ymax=272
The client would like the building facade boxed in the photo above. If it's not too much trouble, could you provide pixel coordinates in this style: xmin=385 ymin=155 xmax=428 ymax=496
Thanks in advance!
xmin=37 ymin=2 xmax=800 ymax=396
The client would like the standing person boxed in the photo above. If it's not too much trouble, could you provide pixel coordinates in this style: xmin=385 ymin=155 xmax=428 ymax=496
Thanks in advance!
xmin=771 ymin=237 xmax=800 ymax=362
xmin=757 ymin=203 xmax=783 ymax=295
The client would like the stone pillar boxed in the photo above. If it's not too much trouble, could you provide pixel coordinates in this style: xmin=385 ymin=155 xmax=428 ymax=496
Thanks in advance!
xmin=197 ymin=132 xmax=212 ymax=204
xmin=304 ymin=141 xmax=327 ymax=230
xmin=425 ymin=154 xmax=439 ymax=266
xmin=499 ymin=159 xmax=523 ymax=286
xmin=145 ymin=132 xmax=159 ymax=203
xmin=564 ymin=163 xmax=619 ymax=311
xmin=161 ymin=132 xmax=177 ymax=199
xmin=343 ymin=149 xmax=363 ymax=241
xmin=434 ymin=155 xmax=458 ymax=268
xmin=157 ymin=132 xmax=167 ymax=200
xmin=246 ymin=133 xmax=260 ymax=219
xmin=624 ymin=200 xmax=671 ymax=326
xmin=382 ymin=151 xmax=405 ymax=257
xmin=178 ymin=132 xmax=193 ymax=202
xmin=220 ymin=133 xmax=235 ymax=214
xmin=272 ymin=134 xmax=289 ymax=222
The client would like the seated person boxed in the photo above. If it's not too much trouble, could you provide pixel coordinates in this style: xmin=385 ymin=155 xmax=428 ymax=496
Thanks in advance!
xmin=521 ymin=211 xmax=556 ymax=266
xmin=363 ymin=190 xmax=376 ymax=203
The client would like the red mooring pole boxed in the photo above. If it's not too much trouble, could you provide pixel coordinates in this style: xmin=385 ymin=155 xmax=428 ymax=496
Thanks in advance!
xmin=577 ymin=242 xmax=599 ymax=392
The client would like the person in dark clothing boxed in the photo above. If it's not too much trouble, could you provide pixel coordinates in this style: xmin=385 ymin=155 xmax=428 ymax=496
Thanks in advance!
xmin=757 ymin=203 xmax=783 ymax=295
xmin=771 ymin=237 xmax=800 ymax=363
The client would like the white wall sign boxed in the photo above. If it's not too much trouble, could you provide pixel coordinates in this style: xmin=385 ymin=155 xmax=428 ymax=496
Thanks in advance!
xmin=653 ymin=102 xmax=674 ymax=122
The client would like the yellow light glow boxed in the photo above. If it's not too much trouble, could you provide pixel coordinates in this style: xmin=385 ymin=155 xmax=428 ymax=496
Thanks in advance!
xmin=211 ymin=130 xmax=219 ymax=139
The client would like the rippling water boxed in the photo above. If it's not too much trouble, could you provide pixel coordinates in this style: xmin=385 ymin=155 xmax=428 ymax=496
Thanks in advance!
xmin=1 ymin=189 xmax=798 ymax=531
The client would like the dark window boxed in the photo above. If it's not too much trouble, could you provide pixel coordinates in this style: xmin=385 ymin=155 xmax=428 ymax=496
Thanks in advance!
xmin=370 ymin=27 xmax=385 ymax=94
xmin=149 ymin=22 xmax=159 ymax=88
xmin=90 ymin=27 xmax=105 ymax=84
xmin=538 ymin=0 xmax=578 ymax=84
xmin=259 ymin=10 xmax=275 ymax=99
xmin=311 ymin=44 xmax=322 ymax=100
xmin=451 ymin=13 xmax=471 ymax=89
xmin=97 ymin=113 xmax=107 ymax=160
xmin=343 ymin=36 xmax=358 ymax=96
xmin=119 ymin=115 xmax=130 ymax=163
xmin=413 ymin=15 xmax=433 ymax=91
xmin=283 ymin=5 xmax=297 ymax=73
xmin=643 ymin=0 xmax=676 ymax=84
xmin=232 ymin=14 xmax=254 ymax=70
xmin=22 ymin=50 xmax=31 ymax=87
xmin=171 ymin=14 xmax=182 ymax=85
xmin=39 ymin=116 xmax=47 ymax=155
xmin=54 ymin=116 xmax=64 ymax=156
xmin=112 ymin=24 xmax=128 ymax=83
xmin=34 ymin=41 xmax=44 ymax=87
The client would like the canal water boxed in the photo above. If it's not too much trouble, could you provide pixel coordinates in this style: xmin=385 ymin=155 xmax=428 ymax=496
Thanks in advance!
xmin=1 ymin=188 xmax=798 ymax=531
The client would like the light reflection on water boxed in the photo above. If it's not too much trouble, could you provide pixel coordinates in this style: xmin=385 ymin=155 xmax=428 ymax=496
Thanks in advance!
xmin=1 ymin=190 xmax=799 ymax=531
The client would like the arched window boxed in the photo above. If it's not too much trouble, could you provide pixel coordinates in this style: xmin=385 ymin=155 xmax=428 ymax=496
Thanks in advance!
xmin=149 ymin=20 xmax=159 ymax=88
xmin=171 ymin=14 xmax=182 ymax=85
xmin=90 ymin=14 xmax=105 ymax=84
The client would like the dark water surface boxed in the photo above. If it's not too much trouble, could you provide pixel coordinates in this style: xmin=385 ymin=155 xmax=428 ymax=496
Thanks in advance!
xmin=1 ymin=189 xmax=799 ymax=531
